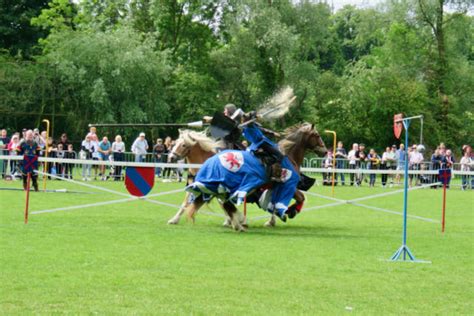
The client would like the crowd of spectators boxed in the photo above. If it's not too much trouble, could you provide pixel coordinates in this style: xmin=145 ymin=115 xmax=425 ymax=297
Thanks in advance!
xmin=1 ymin=126 xmax=472 ymax=189
xmin=321 ymin=141 xmax=473 ymax=190
xmin=0 ymin=127 xmax=184 ymax=182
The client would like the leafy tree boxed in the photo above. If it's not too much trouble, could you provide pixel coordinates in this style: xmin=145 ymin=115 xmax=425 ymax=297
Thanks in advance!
xmin=0 ymin=0 xmax=49 ymax=58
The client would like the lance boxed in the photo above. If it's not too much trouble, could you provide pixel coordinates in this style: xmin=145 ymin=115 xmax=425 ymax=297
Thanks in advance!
xmin=88 ymin=121 xmax=208 ymax=128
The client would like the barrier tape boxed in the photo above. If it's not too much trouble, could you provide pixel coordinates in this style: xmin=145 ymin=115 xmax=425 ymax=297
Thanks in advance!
xmin=1 ymin=155 xmax=473 ymax=176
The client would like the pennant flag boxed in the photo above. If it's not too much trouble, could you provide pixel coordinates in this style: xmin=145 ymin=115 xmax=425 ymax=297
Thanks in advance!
xmin=22 ymin=155 xmax=38 ymax=173
xmin=393 ymin=114 xmax=403 ymax=139
xmin=125 ymin=167 xmax=155 ymax=197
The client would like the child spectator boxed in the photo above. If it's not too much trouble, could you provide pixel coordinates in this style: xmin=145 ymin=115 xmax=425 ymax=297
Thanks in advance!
xmin=323 ymin=150 xmax=334 ymax=185
xmin=56 ymin=143 xmax=65 ymax=178
xmin=153 ymin=138 xmax=165 ymax=177
xmin=64 ymin=144 xmax=75 ymax=179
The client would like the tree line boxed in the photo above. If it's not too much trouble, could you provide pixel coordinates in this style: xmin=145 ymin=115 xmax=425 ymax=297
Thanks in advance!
xmin=0 ymin=0 xmax=472 ymax=153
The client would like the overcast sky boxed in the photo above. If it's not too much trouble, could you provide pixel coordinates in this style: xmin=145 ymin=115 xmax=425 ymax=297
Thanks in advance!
xmin=329 ymin=0 xmax=384 ymax=11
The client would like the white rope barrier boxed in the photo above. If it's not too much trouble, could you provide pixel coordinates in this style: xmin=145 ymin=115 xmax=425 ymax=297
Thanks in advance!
xmin=31 ymin=188 xmax=184 ymax=215
xmin=2 ymin=155 xmax=473 ymax=176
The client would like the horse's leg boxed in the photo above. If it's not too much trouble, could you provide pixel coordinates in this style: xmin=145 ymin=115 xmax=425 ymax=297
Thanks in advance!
xmin=264 ymin=214 xmax=276 ymax=227
xmin=167 ymin=192 xmax=190 ymax=225
xmin=218 ymin=200 xmax=233 ymax=227
xmin=264 ymin=189 xmax=305 ymax=227
xmin=186 ymin=195 xmax=206 ymax=223
xmin=223 ymin=201 xmax=246 ymax=232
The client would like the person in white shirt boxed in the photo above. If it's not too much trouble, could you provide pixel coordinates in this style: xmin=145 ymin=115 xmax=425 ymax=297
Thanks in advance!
xmin=112 ymin=135 xmax=125 ymax=180
xmin=347 ymin=143 xmax=359 ymax=186
xmin=409 ymin=144 xmax=424 ymax=187
xmin=460 ymin=148 xmax=473 ymax=190
xmin=131 ymin=132 xmax=149 ymax=162
xmin=81 ymin=134 xmax=93 ymax=181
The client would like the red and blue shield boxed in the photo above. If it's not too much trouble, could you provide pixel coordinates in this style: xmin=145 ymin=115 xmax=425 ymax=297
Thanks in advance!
xmin=23 ymin=155 xmax=38 ymax=173
xmin=125 ymin=167 xmax=155 ymax=197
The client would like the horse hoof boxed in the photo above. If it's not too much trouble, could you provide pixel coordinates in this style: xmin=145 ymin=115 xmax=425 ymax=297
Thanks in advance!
xmin=235 ymin=225 xmax=246 ymax=232
xmin=264 ymin=220 xmax=275 ymax=227
xmin=167 ymin=219 xmax=179 ymax=225
xmin=222 ymin=219 xmax=232 ymax=227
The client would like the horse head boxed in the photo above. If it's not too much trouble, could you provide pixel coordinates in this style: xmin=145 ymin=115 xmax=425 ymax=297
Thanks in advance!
xmin=170 ymin=129 xmax=196 ymax=160
xmin=304 ymin=123 xmax=327 ymax=156
xmin=280 ymin=123 xmax=327 ymax=159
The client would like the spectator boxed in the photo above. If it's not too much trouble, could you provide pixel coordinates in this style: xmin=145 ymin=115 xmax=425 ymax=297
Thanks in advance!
xmin=64 ymin=144 xmax=75 ymax=179
xmin=7 ymin=134 xmax=20 ymax=178
xmin=367 ymin=148 xmax=381 ymax=187
xmin=167 ymin=139 xmax=182 ymax=181
xmin=460 ymin=150 xmax=472 ymax=190
xmin=323 ymin=150 xmax=334 ymax=185
xmin=395 ymin=143 xmax=405 ymax=185
xmin=56 ymin=143 xmax=65 ymax=178
xmin=442 ymin=149 xmax=455 ymax=188
xmin=90 ymin=133 xmax=100 ymax=180
xmin=381 ymin=146 xmax=397 ymax=187
xmin=153 ymin=138 xmax=165 ymax=177
xmin=39 ymin=131 xmax=47 ymax=156
xmin=98 ymin=136 xmax=111 ymax=180
xmin=347 ymin=143 xmax=359 ymax=186
xmin=21 ymin=128 xmax=27 ymax=140
xmin=409 ymin=144 xmax=424 ymax=187
xmin=80 ymin=134 xmax=93 ymax=181
xmin=111 ymin=135 xmax=125 ymax=181
xmin=0 ymin=129 xmax=10 ymax=178
xmin=430 ymin=148 xmax=443 ymax=187
xmin=358 ymin=143 xmax=367 ymax=185
xmin=47 ymin=140 xmax=58 ymax=177
xmin=58 ymin=133 xmax=69 ymax=149
xmin=131 ymin=132 xmax=149 ymax=163
xmin=162 ymin=136 xmax=173 ymax=180
xmin=335 ymin=141 xmax=347 ymax=185
xmin=241 ymin=140 xmax=249 ymax=149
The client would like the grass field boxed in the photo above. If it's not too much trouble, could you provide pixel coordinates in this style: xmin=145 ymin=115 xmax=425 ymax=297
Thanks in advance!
xmin=0 ymin=177 xmax=473 ymax=314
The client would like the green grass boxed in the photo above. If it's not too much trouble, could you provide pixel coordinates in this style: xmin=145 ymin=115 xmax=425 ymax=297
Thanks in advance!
xmin=0 ymin=178 xmax=473 ymax=314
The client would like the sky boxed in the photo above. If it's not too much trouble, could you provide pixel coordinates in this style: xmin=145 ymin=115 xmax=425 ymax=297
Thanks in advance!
xmin=329 ymin=0 xmax=384 ymax=11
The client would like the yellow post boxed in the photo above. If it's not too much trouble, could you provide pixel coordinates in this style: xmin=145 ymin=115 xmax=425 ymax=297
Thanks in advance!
xmin=42 ymin=119 xmax=50 ymax=191
xmin=324 ymin=130 xmax=337 ymax=196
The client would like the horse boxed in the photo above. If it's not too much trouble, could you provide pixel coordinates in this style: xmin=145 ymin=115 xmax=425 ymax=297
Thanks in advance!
xmin=166 ymin=130 xmax=223 ymax=225
xmin=167 ymin=123 xmax=326 ymax=228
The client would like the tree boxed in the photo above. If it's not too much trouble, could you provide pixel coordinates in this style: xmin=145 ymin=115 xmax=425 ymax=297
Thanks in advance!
xmin=0 ymin=0 xmax=49 ymax=58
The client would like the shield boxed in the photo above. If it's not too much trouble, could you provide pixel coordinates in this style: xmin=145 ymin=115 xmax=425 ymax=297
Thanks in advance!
xmin=393 ymin=113 xmax=404 ymax=139
xmin=438 ymin=169 xmax=451 ymax=185
xmin=22 ymin=155 xmax=38 ymax=173
xmin=125 ymin=167 xmax=155 ymax=197
xmin=210 ymin=111 xmax=239 ymax=139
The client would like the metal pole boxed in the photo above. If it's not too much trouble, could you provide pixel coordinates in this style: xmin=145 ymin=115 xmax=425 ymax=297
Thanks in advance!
xmin=325 ymin=130 xmax=337 ymax=196
xmin=402 ymin=120 xmax=410 ymax=247
xmin=42 ymin=119 xmax=50 ymax=191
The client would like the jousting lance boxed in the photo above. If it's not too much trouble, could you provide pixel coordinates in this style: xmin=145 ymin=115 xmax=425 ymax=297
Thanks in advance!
xmin=88 ymin=121 xmax=208 ymax=128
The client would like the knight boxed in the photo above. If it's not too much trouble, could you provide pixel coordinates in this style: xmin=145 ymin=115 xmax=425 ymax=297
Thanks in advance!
xmin=16 ymin=130 xmax=40 ymax=191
